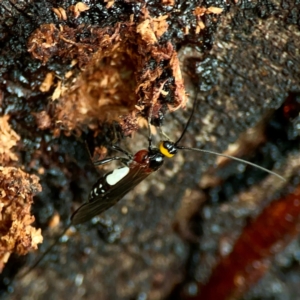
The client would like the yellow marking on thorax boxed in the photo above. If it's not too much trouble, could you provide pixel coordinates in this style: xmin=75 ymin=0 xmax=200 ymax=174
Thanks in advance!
xmin=159 ymin=141 xmax=174 ymax=158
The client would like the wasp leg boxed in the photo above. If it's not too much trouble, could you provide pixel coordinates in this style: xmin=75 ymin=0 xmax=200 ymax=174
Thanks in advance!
xmin=93 ymin=156 xmax=130 ymax=167
xmin=84 ymin=140 xmax=96 ymax=164
xmin=147 ymin=101 xmax=155 ymax=150
xmin=111 ymin=145 xmax=133 ymax=159
xmin=111 ymin=121 xmax=123 ymax=144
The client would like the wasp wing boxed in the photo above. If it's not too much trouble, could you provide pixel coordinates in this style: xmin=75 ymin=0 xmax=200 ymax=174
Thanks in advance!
xmin=71 ymin=164 xmax=151 ymax=225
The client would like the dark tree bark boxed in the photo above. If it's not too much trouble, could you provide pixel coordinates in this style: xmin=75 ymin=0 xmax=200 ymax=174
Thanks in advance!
xmin=0 ymin=0 xmax=300 ymax=299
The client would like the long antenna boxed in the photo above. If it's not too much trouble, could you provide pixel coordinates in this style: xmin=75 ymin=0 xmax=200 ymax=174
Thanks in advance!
xmin=17 ymin=223 xmax=72 ymax=279
xmin=177 ymin=146 xmax=286 ymax=181
xmin=175 ymin=94 xmax=198 ymax=146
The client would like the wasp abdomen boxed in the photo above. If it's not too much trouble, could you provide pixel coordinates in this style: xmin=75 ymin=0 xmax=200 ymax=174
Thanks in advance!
xmin=89 ymin=166 xmax=130 ymax=202
xmin=106 ymin=167 xmax=130 ymax=185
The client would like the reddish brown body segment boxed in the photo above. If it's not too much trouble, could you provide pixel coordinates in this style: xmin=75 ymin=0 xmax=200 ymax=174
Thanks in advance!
xmin=133 ymin=149 xmax=150 ymax=166
xmin=185 ymin=186 xmax=300 ymax=300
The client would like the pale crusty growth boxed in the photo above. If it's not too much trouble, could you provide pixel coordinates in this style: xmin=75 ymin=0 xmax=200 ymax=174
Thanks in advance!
xmin=0 ymin=167 xmax=43 ymax=273
xmin=0 ymin=117 xmax=43 ymax=272
xmin=0 ymin=115 xmax=20 ymax=164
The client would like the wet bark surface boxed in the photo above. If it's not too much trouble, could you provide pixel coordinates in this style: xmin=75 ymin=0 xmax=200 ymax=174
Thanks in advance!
xmin=0 ymin=0 xmax=300 ymax=299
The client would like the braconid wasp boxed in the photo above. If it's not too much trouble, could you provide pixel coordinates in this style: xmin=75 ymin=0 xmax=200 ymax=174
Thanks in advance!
xmin=19 ymin=96 xmax=285 ymax=279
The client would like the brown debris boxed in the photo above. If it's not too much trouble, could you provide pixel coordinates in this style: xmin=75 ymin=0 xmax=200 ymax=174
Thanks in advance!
xmin=137 ymin=15 xmax=169 ymax=44
xmin=33 ymin=111 xmax=52 ymax=130
xmin=0 ymin=117 xmax=42 ymax=272
xmin=51 ymin=81 xmax=66 ymax=101
xmin=119 ymin=110 xmax=140 ymax=137
xmin=93 ymin=146 xmax=108 ymax=162
xmin=27 ymin=11 xmax=186 ymax=135
xmin=69 ymin=2 xmax=90 ymax=18
xmin=27 ymin=24 xmax=60 ymax=64
xmin=193 ymin=6 xmax=223 ymax=33
xmin=193 ymin=7 xmax=207 ymax=17
xmin=161 ymin=0 xmax=175 ymax=6
xmin=39 ymin=72 xmax=54 ymax=92
xmin=193 ymin=6 xmax=223 ymax=16
xmin=52 ymin=7 xmax=67 ymax=21
xmin=0 ymin=116 xmax=20 ymax=165
xmin=196 ymin=20 xmax=205 ymax=33
xmin=0 ymin=167 xmax=43 ymax=273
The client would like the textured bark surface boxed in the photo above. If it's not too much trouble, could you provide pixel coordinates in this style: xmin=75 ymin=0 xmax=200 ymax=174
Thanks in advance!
xmin=0 ymin=0 xmax=300 ymax=299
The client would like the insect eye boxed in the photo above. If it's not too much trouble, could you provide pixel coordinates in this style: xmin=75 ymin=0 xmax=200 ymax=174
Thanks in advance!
xmin=159 ymin=141 xmax=177 ymax=158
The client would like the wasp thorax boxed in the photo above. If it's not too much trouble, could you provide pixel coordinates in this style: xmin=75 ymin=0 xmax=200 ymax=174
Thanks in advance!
xmin=159 ymin=141 xmax=177 ymax=158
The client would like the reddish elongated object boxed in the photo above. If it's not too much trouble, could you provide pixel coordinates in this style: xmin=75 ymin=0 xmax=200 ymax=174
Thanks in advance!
xmin=186 ymin=186 xmax=300 ymax=300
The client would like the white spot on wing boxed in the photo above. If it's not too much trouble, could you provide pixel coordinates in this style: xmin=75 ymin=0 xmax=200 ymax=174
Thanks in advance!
xmin=94 ymin=188 xmax=98 ymax=196
xmin=106 ymin=167 xmax=130 ymax=185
